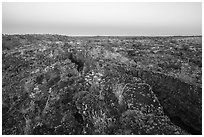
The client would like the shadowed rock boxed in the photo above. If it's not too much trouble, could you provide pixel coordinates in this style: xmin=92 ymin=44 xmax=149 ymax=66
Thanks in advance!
xmin=127 ymin=69 xmax=202 ymax=134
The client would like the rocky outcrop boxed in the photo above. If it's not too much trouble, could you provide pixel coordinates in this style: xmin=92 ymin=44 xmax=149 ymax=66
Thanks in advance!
xmin=127 ymin=69 xmax=202 ymax=134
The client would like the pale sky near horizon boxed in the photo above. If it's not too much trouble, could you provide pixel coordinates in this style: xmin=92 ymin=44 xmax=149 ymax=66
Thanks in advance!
xmin=2 ymin=2 xmax=202 ymax=36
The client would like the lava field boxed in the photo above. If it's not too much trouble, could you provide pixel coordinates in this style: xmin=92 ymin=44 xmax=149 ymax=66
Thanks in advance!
xmin=2 ymin=34 xmax=202 ymax=135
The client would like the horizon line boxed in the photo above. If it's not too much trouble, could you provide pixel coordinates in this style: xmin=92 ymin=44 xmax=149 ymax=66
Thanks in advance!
xmin=2 ymin=33 xmax=202 ymax=37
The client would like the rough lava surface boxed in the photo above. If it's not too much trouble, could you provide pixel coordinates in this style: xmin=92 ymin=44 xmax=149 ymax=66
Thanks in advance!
xmin=2 ymin=34 xmax=202 ymax=135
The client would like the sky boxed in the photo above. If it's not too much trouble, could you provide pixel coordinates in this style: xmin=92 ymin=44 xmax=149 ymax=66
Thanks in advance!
xmin=2 ymin=2 xmax=202 ymax=36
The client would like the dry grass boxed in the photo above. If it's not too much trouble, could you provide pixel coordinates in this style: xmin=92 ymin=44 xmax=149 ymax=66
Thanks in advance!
xmin=113 ymin=83 xmax=128 ymax=105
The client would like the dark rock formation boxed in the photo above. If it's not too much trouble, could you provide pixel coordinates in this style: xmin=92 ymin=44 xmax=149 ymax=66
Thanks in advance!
xmin=127 ymin=69 xmax=202 ymax=134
